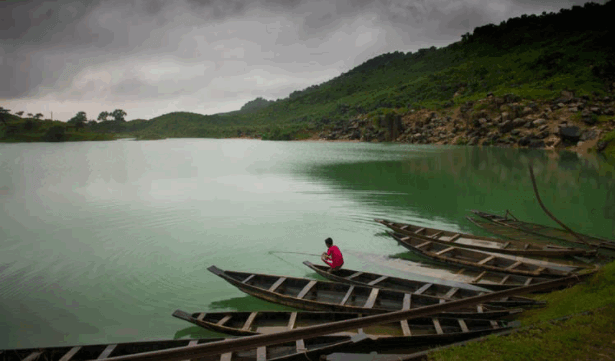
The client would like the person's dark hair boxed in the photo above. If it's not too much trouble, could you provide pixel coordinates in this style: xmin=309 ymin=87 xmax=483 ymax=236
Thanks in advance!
xmin=325 ymin=237 xmax=333 ymax=247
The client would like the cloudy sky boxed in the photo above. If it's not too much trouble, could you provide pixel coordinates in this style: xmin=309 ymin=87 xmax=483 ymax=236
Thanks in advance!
xmin=1 ymin=0 xmax=604 ymax=121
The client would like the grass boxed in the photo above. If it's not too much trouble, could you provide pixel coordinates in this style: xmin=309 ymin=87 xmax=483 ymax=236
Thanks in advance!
xmin=428 ymin=261 xmax=615 ymax=361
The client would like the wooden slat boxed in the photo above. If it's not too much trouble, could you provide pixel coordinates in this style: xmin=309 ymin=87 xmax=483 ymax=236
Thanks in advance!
xmin=216 ymin=315 xmax=232 ymax=326
xmin=506 ymin=261 xmax=523 ymax=270
xmin=98 ymin=345 xmax=117 ymax=359
xmin=23 ymin=351 xmax=43 ymax=361
xmin=414 ymin=228 xmax=425 ymax=234
xmin=296 ymin=280 xmax=317 ymax=299
xmin=499 ymin=275 xmax=511 ymax=285
xmin=458 ymin=319 xmax=469 ymax=333
xmin=502 ymin=242 xmax=511 ymax=249
xmin=477 ymin=305 xmax=484 ymax=313
xmin=435 ymin=246 xmax=455 ymax=256
xmin=296 ymin=339 xmax=306 ymax=352
xmin=524 ymin=277 xmax=534 ymax=286
xmin=347 ymin=271 xmax=363 ymax=279
xmin=241 ymin=312 xmax=258 ymax=331
xmin=59 ymin=346 xmax=81 ymax=361
xmin=400 ymin=225 xmax=410 ymax=230
xmin=471 ymin=271 xmax=487 ymax=283
xmin=242 ymin=274 xmax=255 ymax=284
xmin=414 ymin=283 xmax=432 ymax=295
xmin=340 ymin=285 xmax=355 ymax=306
xmin=433 ymin=318 xmax=444 ymax=335
xmin=287 ymin=312 xmax=298 ymax=330
xmin=524 ymin=243 xmax=531 ymax=250
xmin=220 ymin=353 xmax=233 ymax=361
xmin=367 ymin=275 xmax=388 ymax=286
xmin=415 ymin=241 xmax=432 ymax=249
xmin=449 ymin=233 xmax=461 ymax=242
xmin=455 ymin=268 xmax=467 ymax=275
xmin=256 ymin=346 xmax=267 ymax=361
xmin=196 ymin=313 xmax=206 ymax=322
xmin=402 ymin=294 xmax=411 ymax=310
xmin=430 ymin=231 xmax=444 ymax=239
xmin=477 ymin=255 xmax=496 ymax=265
xmin=400 ymin=320 xmax=411 ymax=336
xmin=363 ymin=288 xmax=380 ymax=309
xmin=268 ymin=277 xmax=286 ymax=292
xmin=490 ymin=320 xmax=500 ymax=329
xmin=444 ymin=288 xmax=459 ymax=299
xmin=535 ymin=267 xmax=546 ymax=274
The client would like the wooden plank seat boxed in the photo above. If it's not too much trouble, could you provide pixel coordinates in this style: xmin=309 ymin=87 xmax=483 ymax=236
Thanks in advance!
xmin=414 ymin=283 xmax=432 ymax=295
xmin=216 ymin=315 xmax=232 ymax=326
xmin=363 ymin=288 xmax=380 ymax=308
xmin=340 ymin=286 xmax=355 ymax=306
xmin=59 ymin=346 xmax=81 ymax=361
xmin=435 ymin=246 xmax=455 ymax=256
xmin=268 ymin=277 xmax=286 ymax=292
xmin=242 ymin=274 xmax=256 ymax=284
xmin=477 ymin=255 xmax=496 ymax=265
xmin=296 ymin=280 xmax=317 ymax=299
xmin=458 ymin=319 xmax=469 ymax=333
xmin=367 ymin=275 xmax=388 ymax=286
xmin=242 ymin=312 xmax=258 ymax=331
xmin=97 ymin=345 xmax=117 ymax=359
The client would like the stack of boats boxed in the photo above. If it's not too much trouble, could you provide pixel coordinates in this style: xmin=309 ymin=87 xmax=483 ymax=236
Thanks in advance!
xmin=2 ymin=210 xmax=610 ymax=361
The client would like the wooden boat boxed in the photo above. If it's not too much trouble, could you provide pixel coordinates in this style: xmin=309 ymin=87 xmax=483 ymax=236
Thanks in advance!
xmin=387 ymin=232 xmax=577 ymax=278
xmin=207 ymin=266 xmax=522 ymax=319
xmin=302 ymin=261 xmax=543 ymax=308
xmin=0 ymin=335 xmax=387 ymax=361
xmin=172 ymin=310 xmax=511 ymax=346
xmin=470 ymin=210 xmax=615 ymax=251
xmin=374 ymin=218 xmax=595 ymax=257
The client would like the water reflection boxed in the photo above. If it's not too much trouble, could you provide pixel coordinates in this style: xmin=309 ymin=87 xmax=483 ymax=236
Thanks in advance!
xmin=300 ymin=146 xmax=615 ymax=239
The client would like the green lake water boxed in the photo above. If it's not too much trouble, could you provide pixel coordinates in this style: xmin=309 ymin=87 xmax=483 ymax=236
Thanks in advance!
xmin=0 ymin=139 xmax=613 ymax=349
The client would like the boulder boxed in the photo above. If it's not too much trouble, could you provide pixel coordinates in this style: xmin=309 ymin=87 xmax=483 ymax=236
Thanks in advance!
xmin=512 ymin=118 xmax=526 ymax=127
xmin=518 ymin=136 xmax=531 ymax=146
xmin=511 ymin=129 xmax=522 ymax=136
xmin=561 ymin=90 xmax=574 ymax=100
xmin=559 ymin=126 xmax=582 ymax=143
xmin=580 ymin=129 xmax=600 ymax=141
xmin=499 ymin=120 xmax=515 ymax=133
xmin=597 ymin=140 xmax=612 ymax=152
xmin=529 ymin=139 xmax=545 ymax=148
xmin=538 ymin=124 xmax=549 ymax=132
xmin=533 ymin=119 xmax=546 ymax=127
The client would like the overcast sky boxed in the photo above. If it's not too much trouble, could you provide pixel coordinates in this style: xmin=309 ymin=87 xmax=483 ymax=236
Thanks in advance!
xmin=0 ymin=0 xmax=605 ymax=121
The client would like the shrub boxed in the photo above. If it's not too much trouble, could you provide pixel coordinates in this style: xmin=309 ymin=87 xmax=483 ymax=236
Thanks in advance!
xmin=44 ymin=125 xmax=66 ymax=142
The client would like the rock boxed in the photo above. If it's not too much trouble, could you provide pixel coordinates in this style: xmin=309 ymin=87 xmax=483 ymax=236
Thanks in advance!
xmin=529 ymin=139 xmax=545 ymax=148
xmin=557 ymin=102 xmax=566 ymax=108
xmin=561 ymin=90 xmax=574 ymax=100
xmin=605 ymin=108 xmax=614 ymax=116
xmin=522 ymin=107 xmax=533 ymax=116
xmin=569 ymin=107 xmax=578 ymax=113
xmin=499 ymin=120 xmax=515 ymax=133
xmin=580 ymin=129 xmax=600 ymax=141
xmin=468 ymin=136 xmax=479 ymax=146
xmin=525 ymin=122 xmax=533 ymax=129
xmin=511 ymin=129 xmax=522 ymax=136
xmin=512 ymin=118 xmax=526 ymax=127
xmin=501 ymin=112 xmax=510 ymax=121
xmin=538 ymin=124 xmax=549 ymax=132
xmin=537 ymin=130 xmax=550 ymax=139
xmin=559 ymin=126 xmax=582 ymax=143
xmin=590 ymin=107 xmax=601 ymax=114
xmin=533 ymin=119 xmax=546 ymax=127
xmin=597 ymin=140 xmax=612 ymax=152
xmin=518 ymin=136 xmax=531 ymax=146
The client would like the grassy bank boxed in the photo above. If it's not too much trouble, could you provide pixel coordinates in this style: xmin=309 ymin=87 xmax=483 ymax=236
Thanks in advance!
xmin=429 ymin=261 xmax=615 ymax=361
xmin=0 ymin=117 xmax=117 ymax=142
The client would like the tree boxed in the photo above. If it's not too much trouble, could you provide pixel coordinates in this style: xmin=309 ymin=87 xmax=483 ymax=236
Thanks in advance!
xmin=111 ymin=109 xmax=127 ymax=122
xmin=34 ymin=113 xmax=43 ymax=120
xmin=27 ymin=113 xmax=33 ymax=118
xmin=68 ymin=111 xmax=87 ymax=131
xmin=98 ymin=111 xmax=109 ymax=122
xmin=0 ymin=107 xmax=9 ymax=125
xmin=15 ymin=111 xmax=24 ymax=117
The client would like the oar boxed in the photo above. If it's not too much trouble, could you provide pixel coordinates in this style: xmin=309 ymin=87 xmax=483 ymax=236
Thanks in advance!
xmin=268 ymin=251 xmax=321 ymax=256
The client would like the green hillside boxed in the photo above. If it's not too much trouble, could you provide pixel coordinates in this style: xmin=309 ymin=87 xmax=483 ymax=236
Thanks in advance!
xmin=129 ymin=1 xmax=614 ymax=140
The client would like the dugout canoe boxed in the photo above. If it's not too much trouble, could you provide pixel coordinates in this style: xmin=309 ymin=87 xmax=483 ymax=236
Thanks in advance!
xmin=0 ymin=335 xmax=380 ymax=361
xmin=470 ymin=210 xmax=615 ymax=251
xmin=388 ymin=232 xmax=578 ymax=278
xmin=172 ymin=310 xmax=511 ymax=346
xmin=374 ymin=218 xmax=595 ymax=257
xmin=207 ymin=266 xmax=522 ymax=319
xmin=302 ymin=261 xmax=542 ymax=308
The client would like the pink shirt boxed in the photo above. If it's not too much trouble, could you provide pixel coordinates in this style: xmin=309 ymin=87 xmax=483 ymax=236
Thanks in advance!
xmin=326 ymin=245 xmax=344 ymax=268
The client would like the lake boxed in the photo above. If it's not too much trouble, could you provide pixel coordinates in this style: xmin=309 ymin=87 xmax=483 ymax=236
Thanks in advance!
xmin=0 ymin=139 xmax=613 ymax=349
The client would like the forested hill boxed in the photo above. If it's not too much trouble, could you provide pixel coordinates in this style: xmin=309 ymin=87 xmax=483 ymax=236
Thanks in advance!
xmin=105 ymin=1 xmax=615 ymax=140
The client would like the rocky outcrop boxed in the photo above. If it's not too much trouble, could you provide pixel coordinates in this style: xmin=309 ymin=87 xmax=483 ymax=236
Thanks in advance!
xmin=317 ymin=90 xmax=615 ymax=152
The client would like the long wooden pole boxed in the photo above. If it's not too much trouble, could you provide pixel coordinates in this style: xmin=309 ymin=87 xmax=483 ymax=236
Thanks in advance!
xmin=528 ymin=164 xmax=591 ymax=247
xmin=101 ymin=273 xmax=590 ymax=361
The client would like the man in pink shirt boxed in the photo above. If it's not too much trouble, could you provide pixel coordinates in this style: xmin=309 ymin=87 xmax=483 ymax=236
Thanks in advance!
xmin=321 ymin=237 xmax=344 ymax=272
